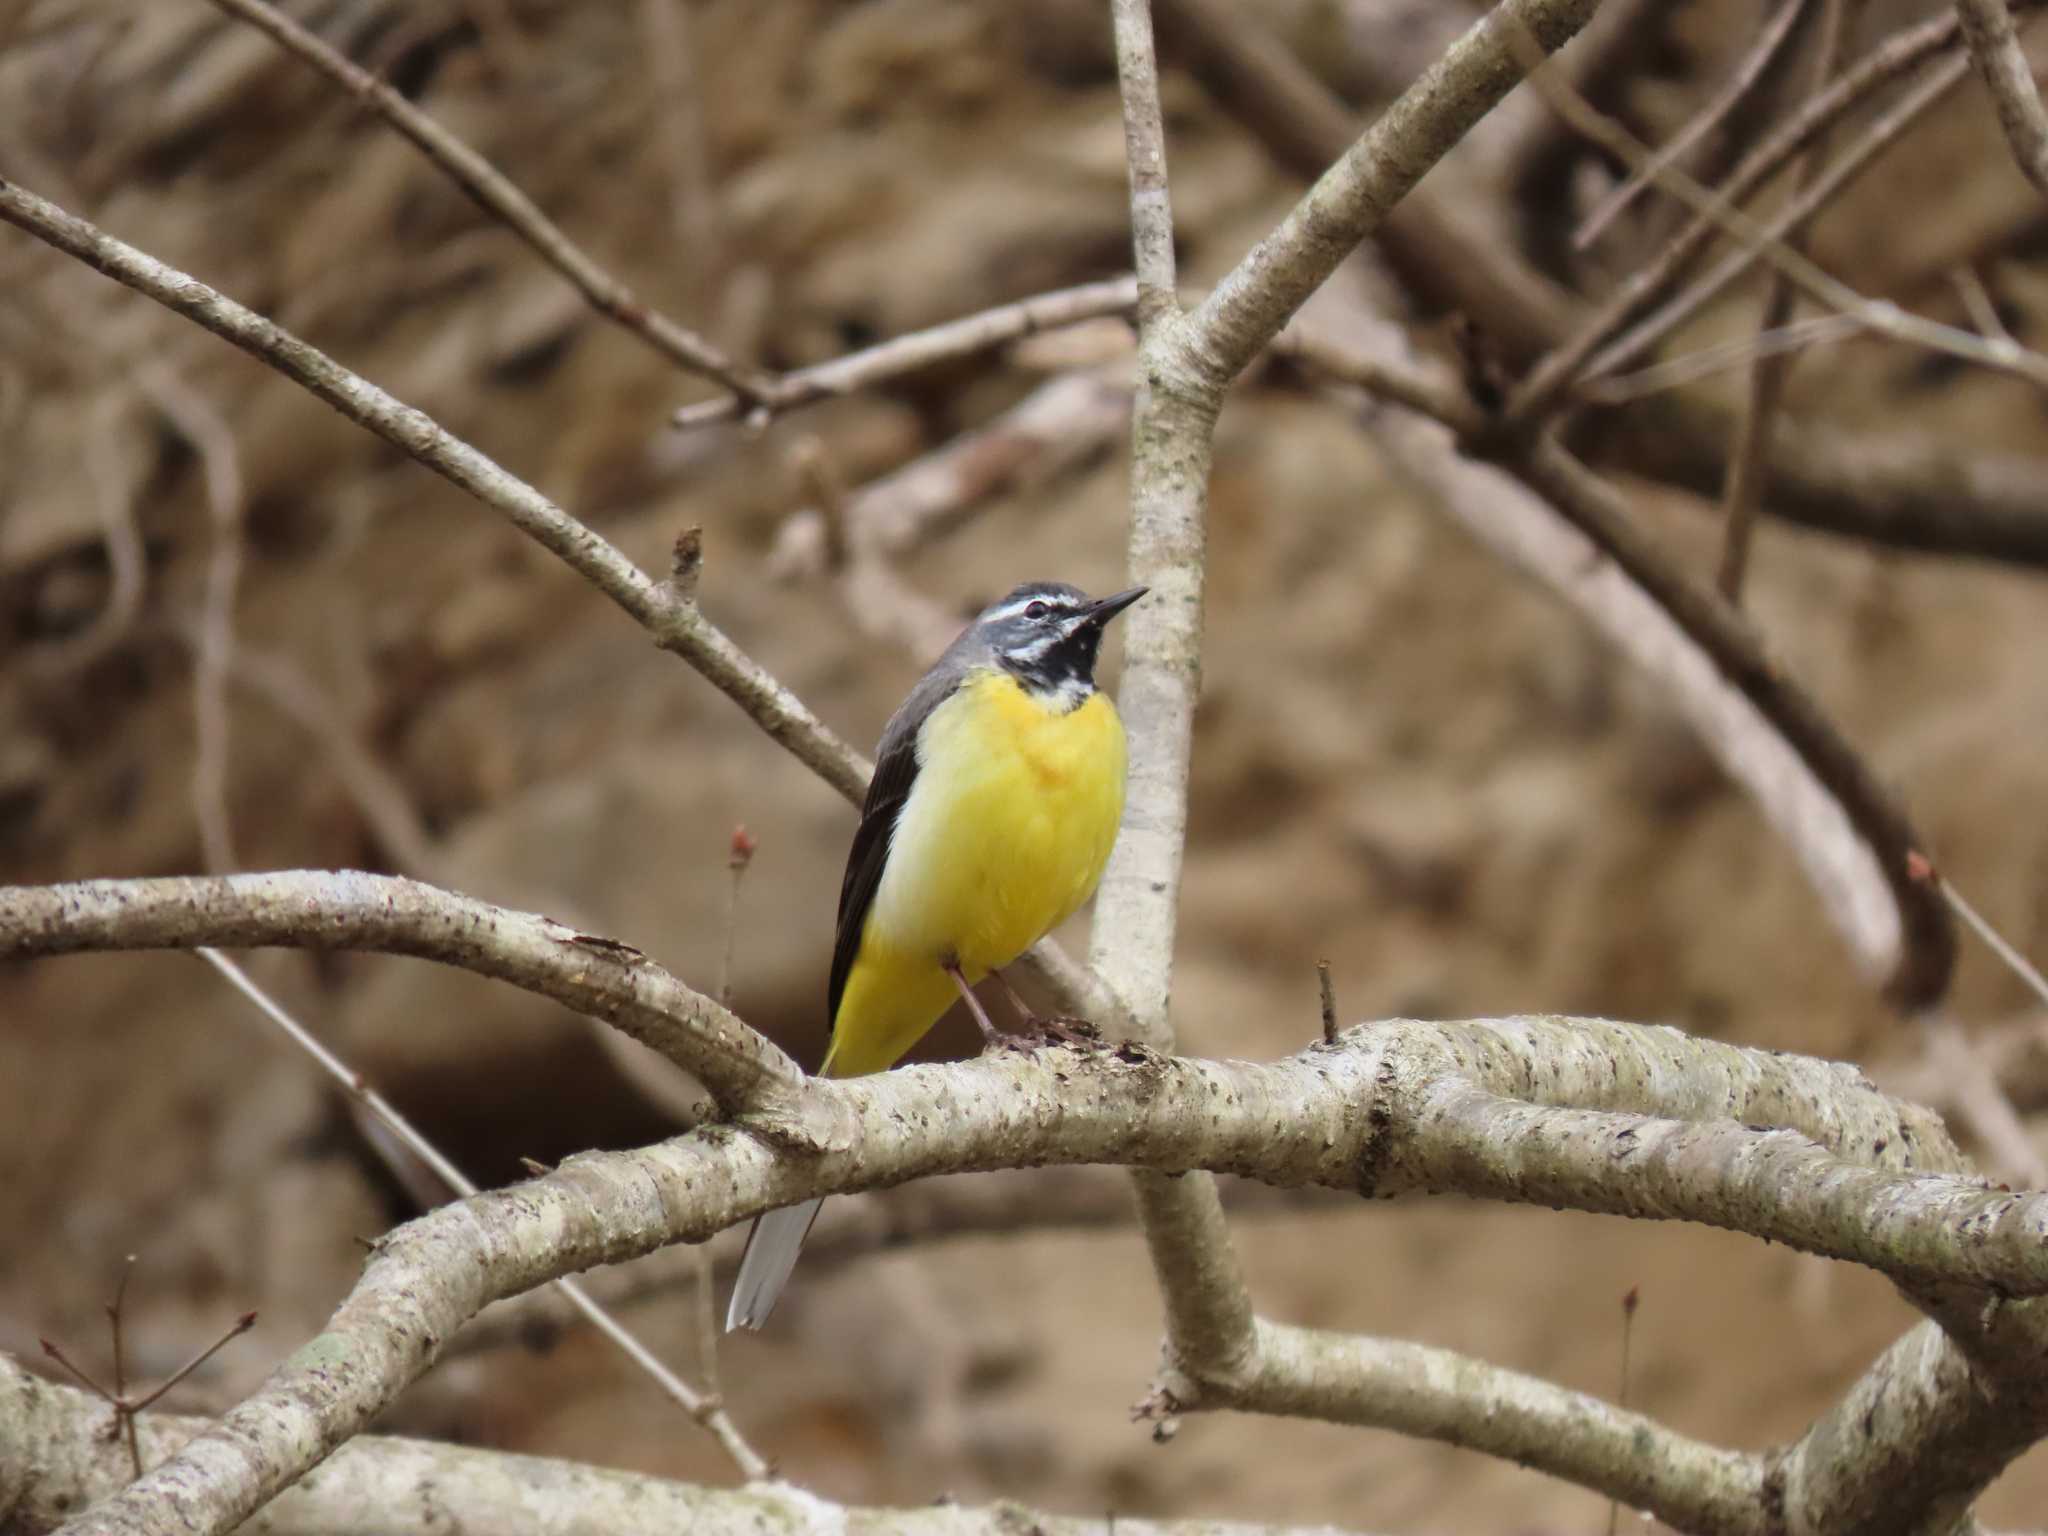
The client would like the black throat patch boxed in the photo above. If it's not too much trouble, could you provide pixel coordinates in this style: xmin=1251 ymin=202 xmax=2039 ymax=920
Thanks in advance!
xmin=1001 ymin=623 xmax=1102 ymax=709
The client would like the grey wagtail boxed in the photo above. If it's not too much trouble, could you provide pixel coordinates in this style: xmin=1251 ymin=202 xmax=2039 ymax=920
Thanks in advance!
xmin=726 ymin=580 xmax=1148 ymax=1329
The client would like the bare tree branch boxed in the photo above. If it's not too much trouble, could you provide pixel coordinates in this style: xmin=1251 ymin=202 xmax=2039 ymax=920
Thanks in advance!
xmin=0 ymin=1356 xmax=1374 ymax=1536
xmin=1182 ymin=0 xmax=1604 ymax=389
xmin=0 ymin=173 xmax=871 ymax=807
xmin=1105 ymin=0 xmax=1259 ymax=1395
xmin=670 ymin=278 xmax=1139 ymax=430
xmin=1510 ymin=18 xmax=2048 ymax=397
xmin=31 ymin=1011 xmax=2040 ymax=1536
xmin=1572 ymin=0 xmax=1810 ymax=251
xmin=1610 ymin=394 xmax=2048 ymax=569
xmin=1153 ymin=0 xmax=2048 ymax=572
xmin=203 ymin=0 xmax=773 ymax=403
xmin=1176 ymin=1320 xmax=1768 ymax=1536
xmin=1283 ymin=301 xmax=1954 ymax=1006
xmin=197 ymin=949 xmax=768 ymax=1481
xmin=1957 ymin=0 xmax=2048 ymax=197
xmin=1511 ymin=8 xmax=1978 ymax=421
xmin=1717 ymin=0 xmax=1845 ymax=603
xmin=1154 ymin=0 xmax=1580 ymax=365
xmin=1573 ymin=53 xmax=1975 ymax=397
xmin=446 ymin=1171 xmax=1337 ymax=1363
xmin=0 ymin=873 xmax=802 ymax=1122
xmin=766 ymin=368 xmax=1133 ymax=581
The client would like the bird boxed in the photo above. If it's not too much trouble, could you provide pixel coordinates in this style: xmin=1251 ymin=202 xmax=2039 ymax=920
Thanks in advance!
xmin=726 ymin=579 xmax=1148 ymax=1330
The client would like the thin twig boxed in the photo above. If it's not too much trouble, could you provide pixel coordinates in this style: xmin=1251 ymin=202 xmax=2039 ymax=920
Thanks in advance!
xmin=1285 ymin=299 xmax=1953 ymax=1005
xmin=1717 ymin=0 xmax=1846 ymax=603
xmin=1604 ymin=1286 xmax=1641 ymax=1536
xmin=203 ymin=0 xmax=772 ymax=403
xmin=128 ymin=1314 xmax=259 ymax=1414
xmin=1909 ymin=852 xmax=2048 ymax=1011
xmin=135 ymin=364 xmax=246 ymax=872
xmin=1315 ymin=960 xmax=1337 ymax=1046
xmin=0 ymin=174 xmax=869 ymax=807
xmin=1511 ymin=20 xmax=2048 ymax=399
xmin=38 ymin=1340 xmax=116 ymax=1404
xmin=1105 ymin=0 xmax=1259 ymax=1392
xmin=1952 ymin=264 xmax=2021 ymax=351
xmin=1574 ymin=0 xmax=1810 ymax=250
xmin=1578 ymin=52 xmax=1980 ymax=392
xmin=671 ymin=278 xmax=1139 ymax=430
xmin=194 ymin=948 xmax=771 ymax=1482
xmin=1957 ymin=0 xmax=2048 ymax=197
xmin=767 ymin=368 xmax=1133 ymax=582
xmin=1917 ymin=1014 xmax=2048 ymax=1189
xmin=1511 ymin=8 xmax=1978 ymax=420
xmin=1576 ymin=312 xmax=1863 ymax=402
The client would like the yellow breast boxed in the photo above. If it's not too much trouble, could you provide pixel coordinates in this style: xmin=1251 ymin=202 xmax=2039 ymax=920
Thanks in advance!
xmin=825 ymin=670 xmax=1126 ymax=1076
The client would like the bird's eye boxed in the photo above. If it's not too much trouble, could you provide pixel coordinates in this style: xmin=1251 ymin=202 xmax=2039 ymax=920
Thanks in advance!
xmin=1025 ymin=600 xmax=1049 ymax=619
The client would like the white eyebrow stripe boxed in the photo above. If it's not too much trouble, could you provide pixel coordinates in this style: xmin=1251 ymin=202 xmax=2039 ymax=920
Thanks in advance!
xmin=983 ymin=593 xmax=1081 ymax=625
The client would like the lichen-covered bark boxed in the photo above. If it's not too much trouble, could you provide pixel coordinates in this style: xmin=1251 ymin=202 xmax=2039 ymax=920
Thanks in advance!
xmin=37 ymin=1015 xmax=2043 ymax=1536
xmin=0 ymin=1357 xmax=1370 ymax=1536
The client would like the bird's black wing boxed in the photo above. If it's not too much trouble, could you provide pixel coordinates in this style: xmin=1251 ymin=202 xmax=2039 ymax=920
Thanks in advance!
xmin=827 ymin=668 xmax=962 ymax=1037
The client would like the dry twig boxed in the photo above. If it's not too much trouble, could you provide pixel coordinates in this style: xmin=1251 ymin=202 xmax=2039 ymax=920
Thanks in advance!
xmin=1572 ymin=0 xmax=1811 ymax=250
xmin=1717 ymin=0 xmax=1846 ymax=603
xmin=672 ymin=278 xmax=1138 ymax=430
xmin=196 ymin=950 xmax=769 ymax=1480
xmin=204 ymin=0 xmax=772 ymax=403
xmin=1957 ymin=0 xmax=2048 ymax=197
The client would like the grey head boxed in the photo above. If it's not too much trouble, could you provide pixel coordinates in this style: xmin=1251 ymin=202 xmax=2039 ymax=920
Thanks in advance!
xmin=945 ymin=580 xmax=1148 ymax=708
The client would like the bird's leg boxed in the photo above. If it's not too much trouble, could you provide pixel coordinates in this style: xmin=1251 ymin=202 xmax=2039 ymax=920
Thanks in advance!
xmin=989 ymin=966 xmax=1037 ymax=1022
xmin=991 ymin=965 xmax=1100 ymax=1048
xmin=943 ymin=960 xmax=1008 ymax=1049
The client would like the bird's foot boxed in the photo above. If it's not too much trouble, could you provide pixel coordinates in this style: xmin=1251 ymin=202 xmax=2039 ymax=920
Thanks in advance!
xmin=1022 ymin=1014 xmax=1102 ymax=1049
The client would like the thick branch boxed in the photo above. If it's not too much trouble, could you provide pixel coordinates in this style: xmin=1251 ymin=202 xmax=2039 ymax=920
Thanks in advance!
xmin=1105 ymin=0 xmax=1258 ymax=1386
xmin=1606 ymin=394 xmax=2048 ymax=571
xmin=1182 ymin=0 xmax=1602 ymax=388
xmin=44 ymin=1014 xmax=2041 ymax=1536
xmin=1185 ymin=1320 xmax=1769 ymax=1536
xmin=0 ymin=1357 xmax=1371 ymax=1536
xmin=0 ymin=873 xmax=801 ymax=1122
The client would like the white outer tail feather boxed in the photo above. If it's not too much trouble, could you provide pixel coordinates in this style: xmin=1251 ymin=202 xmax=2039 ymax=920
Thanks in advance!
xmin=725 ymin=1197 xmax=826 ymax=1330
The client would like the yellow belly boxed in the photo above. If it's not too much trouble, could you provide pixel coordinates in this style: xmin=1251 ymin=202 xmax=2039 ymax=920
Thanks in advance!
xmin=822 ymin=671 xmax=1127 ymax=1077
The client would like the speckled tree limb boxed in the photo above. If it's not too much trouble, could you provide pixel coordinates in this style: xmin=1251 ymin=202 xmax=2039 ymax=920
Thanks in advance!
xmin=41 ymin=1013 xmax=2048 ymax=1536
xmin=1102 ymin=0 xmax=1258 ymax=1391
xmin=1179 ymin=1321 xmax=1770 ymax=1536
xmin=1097 ymin=0 xmax=1611 ymax=1394
xmin=0 ymin=1357 xmax=1372 ymax=1536
xmin=1180 ymin=0 xmax=1603 ymax=390
xmin=0 ymin=872 xmax=805 ymax=1126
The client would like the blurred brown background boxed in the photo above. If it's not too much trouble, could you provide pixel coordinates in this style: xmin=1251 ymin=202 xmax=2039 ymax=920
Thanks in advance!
xmin=4 ymin=0 xmax=2048 ymax=1530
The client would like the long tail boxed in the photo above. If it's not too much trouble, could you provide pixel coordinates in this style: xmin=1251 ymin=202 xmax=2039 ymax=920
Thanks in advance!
xmin=725 ymin=1196 xmax=826 ymax=1331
